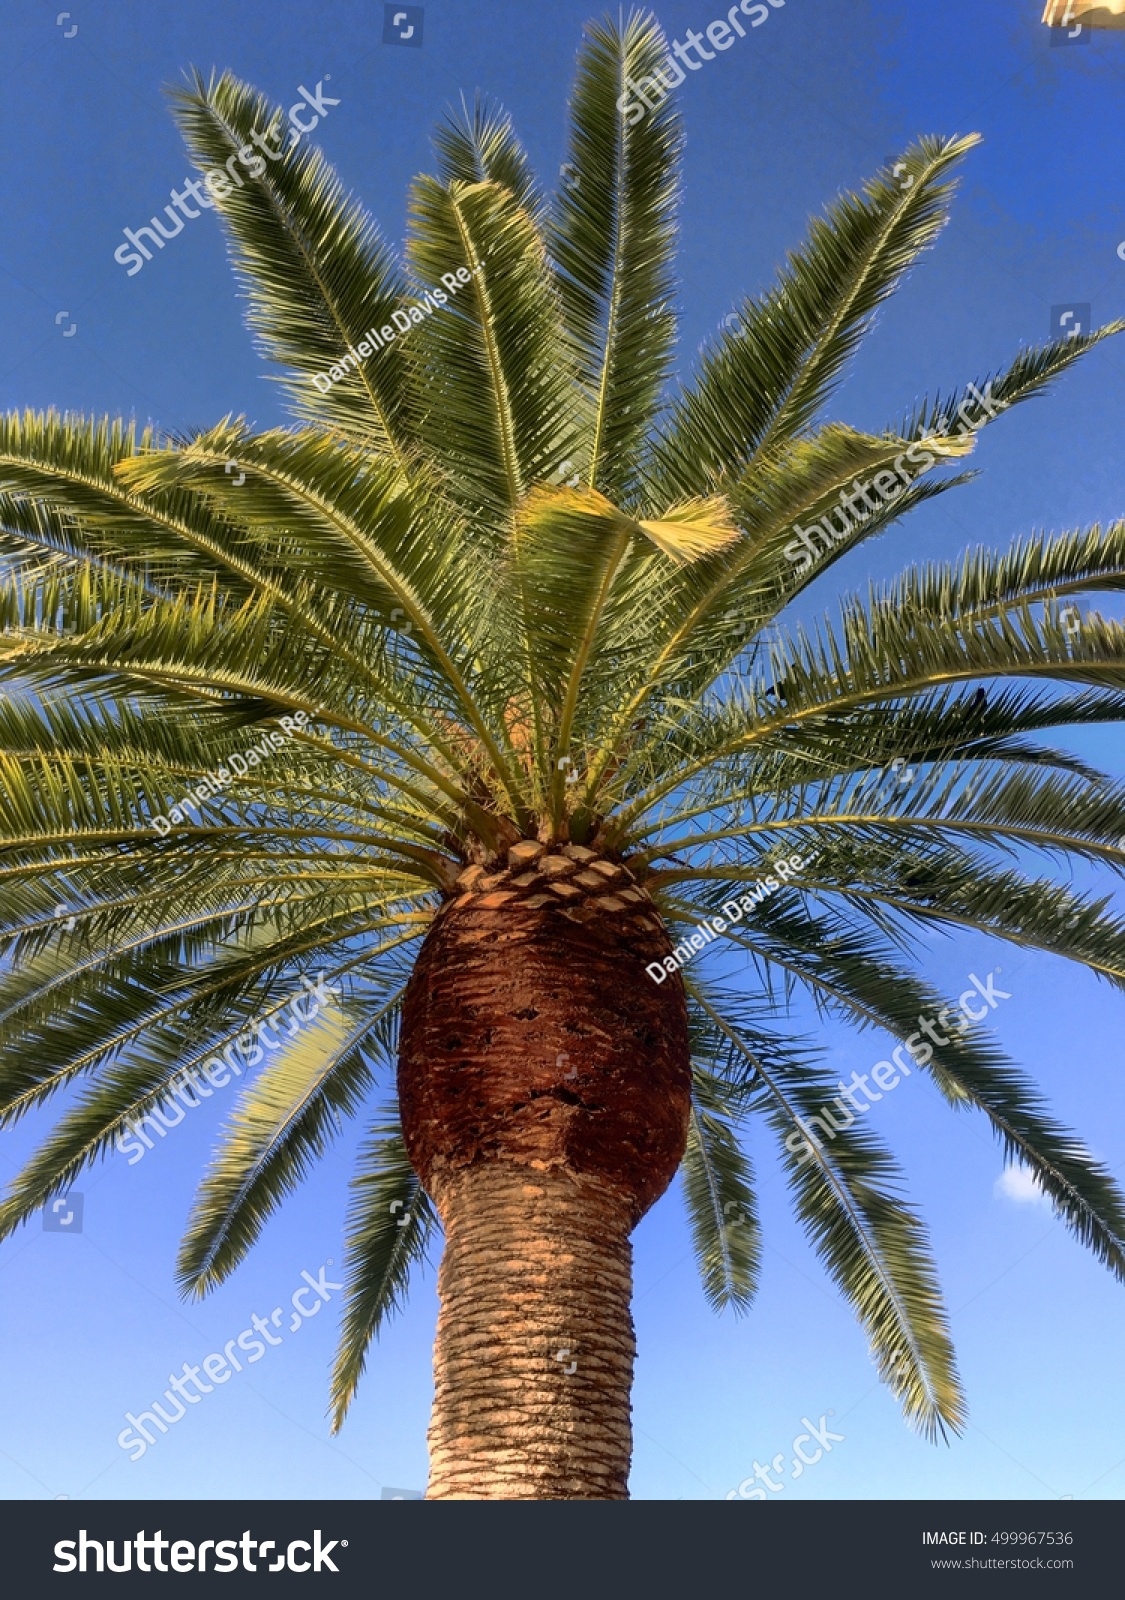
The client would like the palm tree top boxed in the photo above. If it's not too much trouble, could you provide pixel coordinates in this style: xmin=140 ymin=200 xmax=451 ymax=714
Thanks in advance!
xmin=3 ymin=9 xmax=1125 ymax=1447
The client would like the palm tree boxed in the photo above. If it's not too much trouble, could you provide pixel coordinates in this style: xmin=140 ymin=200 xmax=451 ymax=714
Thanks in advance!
xmin=2 ymin=11 xmax=1124 ymax=1502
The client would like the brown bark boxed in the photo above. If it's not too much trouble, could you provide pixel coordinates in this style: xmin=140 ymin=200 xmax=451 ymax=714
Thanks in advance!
xmin=397 ymin=841 xmax=691 ymax=1498
xmin=425 ymin=1163 xmax=635 ymax=1499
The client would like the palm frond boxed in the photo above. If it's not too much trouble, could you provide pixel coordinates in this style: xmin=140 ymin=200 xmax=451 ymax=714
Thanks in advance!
xmin=1 ymin=40 xmax=1122 ymax=1451
xmin=680 ymin=1045 xmax=761 ymax=1313
xmin=551 ymin=11 xmax=681 ymax=501
xmin=648 ymin=134 xmax=980 ymax=504
xmin=329 ymin=1109 xmax=438 ymax=1430
xmin=695 ymin=991 xmax=965 ymax=1437
xmin=176 ymin=990 xmax=398 ymax=1295
xmin=169 ymin=70 xmax=415 ymax=455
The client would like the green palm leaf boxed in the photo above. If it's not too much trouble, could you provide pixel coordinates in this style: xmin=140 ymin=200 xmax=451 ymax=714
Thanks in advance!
xmin=680 ymin=1049 xmax=761 ymax=1313
xmin=695 ymin=991 xmax=965 ymax=1437
xmin=330 ymin=1111 xmax=438 ymax=1431
xmin=1 ymin=21 xmax=1123 ymax=1464
xmin=551 ymin=11 xmax=681 ymax=501
xmin=169 ymin=70 xmax=415 ymax=456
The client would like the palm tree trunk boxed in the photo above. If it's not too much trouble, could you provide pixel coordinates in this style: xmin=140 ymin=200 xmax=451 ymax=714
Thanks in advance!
xmin=397 ymin=842 xmax=691 ymax=1499
xmin=425 ymin=1162 xmax=635 ymax=1499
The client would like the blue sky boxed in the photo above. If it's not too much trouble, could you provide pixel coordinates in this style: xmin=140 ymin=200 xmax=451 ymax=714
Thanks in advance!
xmin=1 ymin=0 xmax=1124 ymax=1502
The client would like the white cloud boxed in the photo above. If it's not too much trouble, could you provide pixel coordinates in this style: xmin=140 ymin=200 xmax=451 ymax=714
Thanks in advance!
xmin=994 ymin=1164 xmax=1049 ymax=1206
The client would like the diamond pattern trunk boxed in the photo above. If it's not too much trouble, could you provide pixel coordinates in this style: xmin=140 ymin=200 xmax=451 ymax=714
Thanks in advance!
xmin=397 ymin=841 xmax=692 ymax=1499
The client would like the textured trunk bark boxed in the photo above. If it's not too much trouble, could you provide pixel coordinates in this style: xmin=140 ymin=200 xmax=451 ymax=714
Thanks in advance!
xmin=398 ymin=841 xmax=691 ymax=1499
xmin=425 ymin=1163 xmax=635 ymax=1499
